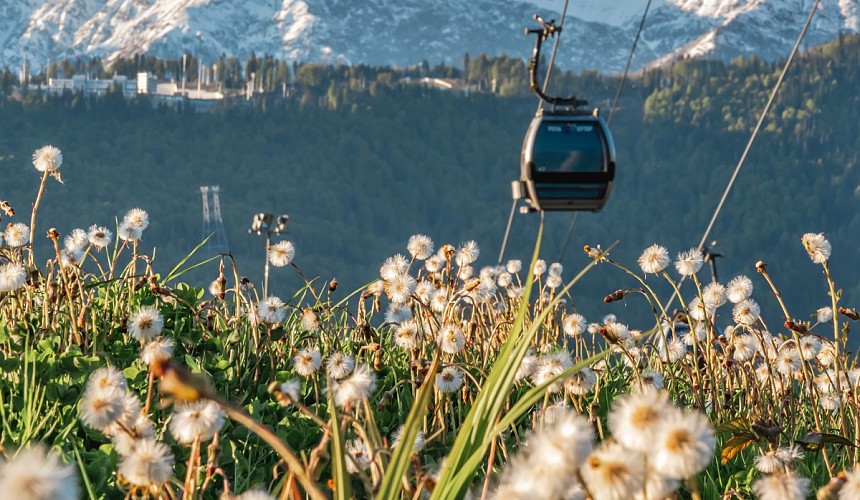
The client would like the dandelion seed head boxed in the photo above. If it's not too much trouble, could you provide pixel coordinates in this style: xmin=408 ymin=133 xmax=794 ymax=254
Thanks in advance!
xmin=424 ymin=255 xmax=444 ymax=273
xmin=563 ymin=313 xmax=587 ymax=337
xmin=435 ymin=366 xmax=464 ymax=393
xmin=123 ymin=208 xmax=149 ymax=231
xmin=506 ymin=259 xmax=522 ymax=274
xmin=651 ymin=410 xmax=715 ymax=479
xmin=4 ymin=222 xmax=29 ymax=248
xmin=565 ymin=368 xmax=597 ymax=395
xmin=580 ymin=442 xmax=646 ymax=500
xmin=129 ymin=306 xmax=164 ymax=343
xmin=0 ymin=445 xmax=78 ymax=500
xmin=801 ymin=232 xmax=831 ymax=264
xmin=531 ymin=351 xmax=573 ymax=393
xmin=798 ymin=335 xmax=821 ymax=360
xmin=548 ymin=262 xmax=563 ymax=277
xmin=496 ymin=271 xmax=512 ymax=287
xmin=385 ymin=273 xmax=416 ymax=304
xmin=118 ymin=222 xmax=142 ymax=242
xmin=391 ymin=426 xmax=425 ymax=454
xmin=394 ymin=320 xmax=420 ymax=349
xmin=0 ymin=262 xmax=27 ymax=292
xmin=277 ymin=379 xmax=302 ymax=404
xmin=515 ymin=352 xmax=538 ymax=382
xmin=455 ymin=240 xmax=479 ymax=266
xmin=438 ymin=324 xmax=466 ymax=354
xmin=326 ymin=352 xmax=355 ymax=380
xmin=380 ymin=254 xmax=409 ymax=280
xmin=79 ymin=386 xmax=126 ymax=431
xmin=64 ymin=228 xmax=88 ymax=252
xmin=816 ymin=306 xmax=833 ymax=323
xmin=293 ymin=347 xmax=322 ymax=377
xmin=140 ymin=337 xmax=174 ymax=366
xmin=752 ymin=471 xmax=809 ymax=500
xmin=169 ymin=400 xmax=225 ymax=444
xmin=733 ymin=298 xmax=761 ymax=326
xmin=111 ymin=412 xmax=155 ymax=457
xmin=87 ymin=224 xmax=112 ymax=249
xmin=533 ymin=259 xmax=547 ymax=276
xmin=674 ymin=248 xmax=704 ymax=277
xmin=330 ymin=365 xmax=376 ymax=408
xmin=384 ymin=303 xmax=412 ymax=323
xmin=300 ymin=307 xmax=319 ymax=331
xmin=345 ymin=439 xmax=371 ymax=474
xmin=702 ymin=282 xmax=726 ymax=308
xmin=840 ymin=466 xmax=860 ymax=499
xmin=726 ymin=275 xmax=753 ymax=303
xmin=88 ymin=366 xmax=127 ymax=392
xmin=32 ymin=145 xmax=63 ymax=172
xmin=414 ymin=281 xmax=435 ymax=303
xmin=267 ymin=241 xmax=295 ymax=267
xmin=638 ymin=244 xmax=669 ymax=274
xmin=407 ymin=234 xmax=434 ymax=260
xmin=608 ymin=391 xmax=673 ymax=452
xmin=118 ymin=438 xmax=174 ymax=487
xmin=257 ymin=296 xmax=287 ymax=325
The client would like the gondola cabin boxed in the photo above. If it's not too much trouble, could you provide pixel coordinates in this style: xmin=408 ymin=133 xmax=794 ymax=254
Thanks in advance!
xmin=519 ymin=110 xmax=616 ymax=212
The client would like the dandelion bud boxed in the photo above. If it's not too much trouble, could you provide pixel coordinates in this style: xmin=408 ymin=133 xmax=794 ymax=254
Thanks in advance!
xmin=838 ymin=307 xmax=859 ymax=321
xmin=603 ymin=289 xmax=625 ymax=303
xmin=46 ymin=227 xmax=60 ymax=242
xmin=0 ymin=199 xmax=14 ymax=217
xmin=329 ymin=278 xmax=338 ymax=292
xmin=785 ymin=319 xmax=809 ymax=334
xmin=756 ymin=261 xmax=767 ymax=273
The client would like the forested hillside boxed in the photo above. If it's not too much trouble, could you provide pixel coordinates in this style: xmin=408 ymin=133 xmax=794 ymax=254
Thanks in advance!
xmin=1 ymin=34 xmax=858 ymax=330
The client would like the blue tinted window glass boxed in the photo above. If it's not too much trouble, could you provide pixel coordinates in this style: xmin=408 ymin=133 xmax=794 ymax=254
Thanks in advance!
xmin=533 ymin=122 xmax=605 ymax=173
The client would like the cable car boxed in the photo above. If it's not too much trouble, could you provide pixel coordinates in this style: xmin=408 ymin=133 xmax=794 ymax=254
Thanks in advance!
xmin=512 ymin=15 xmax=616 ymax=212
xmin=520 ymin=110 xmax=615 ymax=211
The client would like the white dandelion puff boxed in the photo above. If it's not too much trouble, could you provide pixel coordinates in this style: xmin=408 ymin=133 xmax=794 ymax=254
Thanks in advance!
xmin=380 ymin=254 xmax=409 ymax=280
xmin=64 ymin=228 xmax=88 ymax=252
xmin=326 ymin=352 xmax=355 ymax=380
xmin=118 ymin=438 xmax=174 ymax=487
xmin=394 ymin=320 xmax=420 ymax=349
xmin=436 ymin=366 xmax=464 ymax=393
xmin=674 ymin=248 xmax=704 ymax=277
xmin=801 ymin=232 xmax=831 ymax=264
xmin=638 ymin=244 xmax=670 ymax=274
xmin=293 ymin=347 xmax=322 ymax=377
xmin=128 ymin=306 xmax=164 ymax=343
xmin=407 ymin=234 xmax=434 ymax=260
xmin=267 ymin=241 xmax=295 ymax=267
xmin=579 ymin=442 xmax=647 ymax=500
xmin=140 ymin=337 xmax=174 ymax=366
xmin=752 ymin=471 xmax=809 ymax=500
xmin=726 ymin=275 xmax=753 ymax=303
xmin=123 ymin=208 xmax=149 ymax=231
xmin=169 ymin=400 xmax=225 ymax=444
xmin=438 ymin=324 xmax=466 ymax=354
xmin=87 ymin=225 xmax=112 ymax=249
xmin=455 ymin=240 xmax=479 ymax=266
xmin=257 ymin=296 xmax=286 ymax=325
xmin=651 ymin=410 xmax=716 ymax=479
xmin=733 ymin=298 xmax=761 ymax=326
xmin=4 ymin=223 xmax=29 ymax=247
xmin=32 ymin=145 xmax=63 ymax=172
xmin=0 ymin=262 xmax=27 ymax=292
xmin=0 ymin=445 xmax=78 ymax=500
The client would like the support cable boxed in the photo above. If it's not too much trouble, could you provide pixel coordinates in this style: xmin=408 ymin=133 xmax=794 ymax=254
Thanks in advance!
xmin=662 ymin=0 xmax=821 ymax=311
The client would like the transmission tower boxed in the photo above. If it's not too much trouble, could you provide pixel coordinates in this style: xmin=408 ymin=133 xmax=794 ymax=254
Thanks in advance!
xmin=200 ymin=185 xmax=229 ymax=256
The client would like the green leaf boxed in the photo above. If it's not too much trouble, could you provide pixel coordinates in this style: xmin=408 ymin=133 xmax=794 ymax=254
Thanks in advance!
xmin=797 ymin=432 xmax=856 ymax=451
xmin=716 ymin=418 xmax=753 ymax=434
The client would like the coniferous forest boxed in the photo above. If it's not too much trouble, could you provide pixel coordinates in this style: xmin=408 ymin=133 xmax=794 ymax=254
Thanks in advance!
xmin=1 ymin=34 xmax=858 ymax=327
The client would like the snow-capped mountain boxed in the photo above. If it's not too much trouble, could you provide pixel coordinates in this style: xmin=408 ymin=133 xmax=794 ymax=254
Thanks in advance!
xmin=2 ymin=0 xmax=858 ymax=76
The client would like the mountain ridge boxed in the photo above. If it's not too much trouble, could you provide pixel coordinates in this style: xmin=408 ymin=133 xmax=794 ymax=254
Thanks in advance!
xmin=3 ymin=0 xmax=858 ymax=75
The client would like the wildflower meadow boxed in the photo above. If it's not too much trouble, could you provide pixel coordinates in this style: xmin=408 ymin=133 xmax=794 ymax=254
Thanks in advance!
xmin=1 ymin=146 xmax=858 ymax=499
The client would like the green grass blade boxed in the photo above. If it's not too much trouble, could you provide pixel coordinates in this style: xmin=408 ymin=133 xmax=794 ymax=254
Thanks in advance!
xmin=163 ymin=234 xmax=213 ymax=284
xmin=328 ymin=388 xmax=352 ymax=500
xmin=376 ymin=354 xmax=441 ymax=500
xmin=73 ymin=442 xmax=97 ymax=500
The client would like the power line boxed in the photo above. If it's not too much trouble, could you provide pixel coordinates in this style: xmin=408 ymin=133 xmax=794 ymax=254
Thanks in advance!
xmin=607 ymin=0 xmax=653 ymax=127
xmin=558 ymin=0 xmax=653 ymax=262
xmin=662 ymin=0 xmax=822 ymax=311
